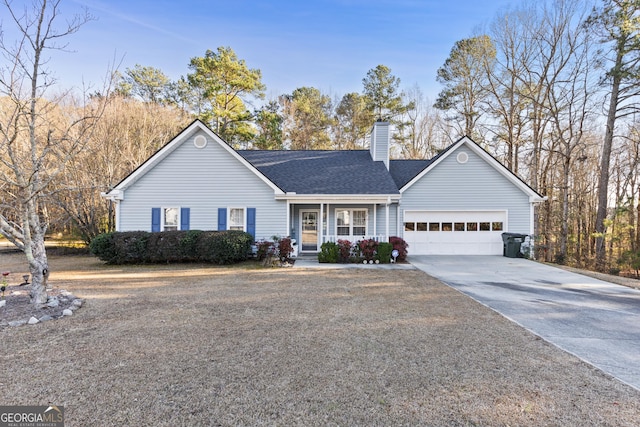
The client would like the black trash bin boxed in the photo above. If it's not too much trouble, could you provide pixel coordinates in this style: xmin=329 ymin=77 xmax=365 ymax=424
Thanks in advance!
xmin=501 ymin=232 xmax=527 ymax=258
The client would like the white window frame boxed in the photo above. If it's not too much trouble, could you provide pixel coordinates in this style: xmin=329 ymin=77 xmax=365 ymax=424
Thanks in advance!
xmin=162 ymin=207 xmax=180 ymax=231
xmin=335 ymin=208 xmax=368 ymax=237
xmin=228 ymin=207 xmax=246 ymax=231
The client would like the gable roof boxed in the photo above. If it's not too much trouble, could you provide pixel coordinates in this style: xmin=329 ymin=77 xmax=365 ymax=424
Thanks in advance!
xmin=103 ymin=120 xmax=543 ymax=203
xmin=400 ymin=136 xmax=546 ymax=202
xmin=238 ymin=150 xmax=400 ymax=195
xmin=103 ymin=120 xmax=284 ymax=199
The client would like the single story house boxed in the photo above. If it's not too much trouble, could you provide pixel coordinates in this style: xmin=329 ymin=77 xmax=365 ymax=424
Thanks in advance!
xmin=102 ymin=120 xmax=545 ymax=255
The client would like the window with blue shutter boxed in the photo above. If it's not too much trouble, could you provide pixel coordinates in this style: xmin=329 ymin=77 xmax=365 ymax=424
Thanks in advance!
xmin=247 ymin=208 xmax=256 ymax=239
xmin=218 ymin=208 xmax=227 ymax=231
xmin=151 ymin=208 xmax=161 ymax=232
xmin=180 ymin=208 xmax=190 ymax=230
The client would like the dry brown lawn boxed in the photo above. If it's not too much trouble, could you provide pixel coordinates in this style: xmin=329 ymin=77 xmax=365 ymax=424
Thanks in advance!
xmin=1 ymin=252 xmax=639 ymax=426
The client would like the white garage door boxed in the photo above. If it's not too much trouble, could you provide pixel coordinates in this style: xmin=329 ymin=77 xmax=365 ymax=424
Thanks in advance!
xmin=403 ymin=211 xmax=506 ymax=255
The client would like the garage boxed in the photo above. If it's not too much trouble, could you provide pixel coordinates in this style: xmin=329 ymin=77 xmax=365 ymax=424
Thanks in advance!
xmin=403 ymin=210 xmax=506 ymax=255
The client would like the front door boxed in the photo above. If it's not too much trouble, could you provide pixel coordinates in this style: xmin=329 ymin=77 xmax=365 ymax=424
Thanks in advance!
xmin=301 ymin=211 xmax=319 ymax=252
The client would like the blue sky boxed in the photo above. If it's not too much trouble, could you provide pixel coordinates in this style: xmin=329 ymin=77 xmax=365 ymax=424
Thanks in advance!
xmin=6 ymin=0 xmax=515 ymax=102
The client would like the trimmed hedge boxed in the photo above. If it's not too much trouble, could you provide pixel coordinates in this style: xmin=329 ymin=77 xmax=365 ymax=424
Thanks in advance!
xmin=90 ymin=230 xmax=253 ymax=265
xmin=318 ymin=241 xmax=339 ymax=263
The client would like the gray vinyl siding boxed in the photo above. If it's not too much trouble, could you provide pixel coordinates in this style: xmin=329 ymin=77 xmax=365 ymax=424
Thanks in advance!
xmin=371 ymin=122 xmax=390 ymax=167
xmin=401 ymin=146 xmax=531 ymax=233
xmin=118 ymin=130 xmax=286 ymax=239
xmin=375 ymin=203 xmax=398 ymax=237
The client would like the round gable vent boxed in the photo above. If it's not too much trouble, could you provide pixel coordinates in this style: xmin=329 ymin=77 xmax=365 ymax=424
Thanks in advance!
xmin=194 ymin=135 xmax=207 ymax=149
xmin=456 ymin=152 xmax=469 ymax=164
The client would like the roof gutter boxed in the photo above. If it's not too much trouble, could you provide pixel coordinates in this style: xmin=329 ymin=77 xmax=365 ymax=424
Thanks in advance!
xmin=275 ymin=193 xmax=401 ymax=203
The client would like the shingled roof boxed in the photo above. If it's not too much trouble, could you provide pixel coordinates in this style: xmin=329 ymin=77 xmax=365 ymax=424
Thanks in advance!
xmin=238 ymin=150 xmax=402 ymax=195
xmin=389 ymin=159 xmax=431 ymax=189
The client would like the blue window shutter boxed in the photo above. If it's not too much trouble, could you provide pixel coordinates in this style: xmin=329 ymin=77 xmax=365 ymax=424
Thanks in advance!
xmin=247 ymin=208 xmax=256 ymax=239
xmin=218 ymin=208 xmax=227 ymax=231
xmin=151 ymin=208 xmax=161 ymax=232
xmin=180 ymin=208 xmax=190 ymax=230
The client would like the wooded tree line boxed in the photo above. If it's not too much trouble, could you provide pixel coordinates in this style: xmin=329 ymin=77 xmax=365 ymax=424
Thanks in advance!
xmin=2 ymin=0 xmax=640 ymax=307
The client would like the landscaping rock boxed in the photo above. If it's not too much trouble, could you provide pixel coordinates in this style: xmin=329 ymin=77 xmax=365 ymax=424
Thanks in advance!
xmin=72 ymin=299 xmax=83 ymax=308
xmin=9 ymin=319 xmax=27 ymax=327
xmin=47 ymin=297 xmax=59 ymax=308
xmin=28 ymin=316 xmax=39 ymax=324
xmin=62 ymin=309 xmax=73 ymax=317
xmin=39 ymin=315 xmax=54 ymax=322
xmin=0 ymin=300 xmax=6 ymax=308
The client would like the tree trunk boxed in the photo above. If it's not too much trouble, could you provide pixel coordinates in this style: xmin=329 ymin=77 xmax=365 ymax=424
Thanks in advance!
xmin=27 ymin=233 xmax=49 ymax=305
xmin=559 ymin=152 xmax=571 ymax=263
xmin=595 ymin=56 xmax=622 ymax=271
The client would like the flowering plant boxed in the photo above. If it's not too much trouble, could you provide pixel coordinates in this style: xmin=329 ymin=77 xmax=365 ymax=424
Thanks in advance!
xmin=358 ymin=239 xmax=379 ymax=261
xmin=336 ymin=239 xmax=352 ymax=262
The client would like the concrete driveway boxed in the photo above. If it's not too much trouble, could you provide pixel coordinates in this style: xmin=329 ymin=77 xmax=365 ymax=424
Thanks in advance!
xmin=409 ymin=255 xmax=640 ymax=391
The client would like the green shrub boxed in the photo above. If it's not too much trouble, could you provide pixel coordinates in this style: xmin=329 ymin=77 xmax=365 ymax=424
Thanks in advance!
xmin=112 ymin=231 xmax=150 ymax=264
xmin=196 ymin=230 xmax=253 ymax=265
xmin=376 ymin=242 xmax=393 ymax=264
xmin=179 ymin=230 xmax=203 ymax=262
xmin=89 ymin=232 xmax=117 ymax=263
xmin=318 ymin=241 xmax=339 ymax=263
xmin=90 ymin=230 xmax=252 ymax=265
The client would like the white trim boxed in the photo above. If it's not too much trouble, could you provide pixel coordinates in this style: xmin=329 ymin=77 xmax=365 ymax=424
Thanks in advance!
xmin=103 ymin=121 xmax=284 ymax=199
xmin=276 ymin=194 xmax=399 ymax=203
xmin=335 ymin=208 xmax=368 ymax=238
xmin=161 ymin=206 xmax=180 ymax=231
xmin=385 ymin=202 xmax=390 ymax=241
xmin=115 ymin=201 xmax=121 ymax=231
xmin=228 ymin=207 xmax=247 ymax=232
xmin=373 ymin=205 xmax=377 ymax=237
xmin=299 ymin=209 xmax=320 ymax=252
xmin=286 ymin=201 xmax=291 ymax=237
xmin=193 ymin=134 xmax=207 ymax=148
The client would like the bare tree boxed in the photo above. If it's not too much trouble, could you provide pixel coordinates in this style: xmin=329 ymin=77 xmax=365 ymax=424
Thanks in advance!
xmin=395 ymin=85 xmax=448 ymax=159
xmin=0 ymin=0 xmax=106 ymax=304
xmin=587 ymin=0 xmax=640 ymax=271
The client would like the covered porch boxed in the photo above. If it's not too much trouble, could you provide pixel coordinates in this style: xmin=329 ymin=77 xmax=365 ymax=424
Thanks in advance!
xmin=280 ymin=195 xmax=400 ymax=253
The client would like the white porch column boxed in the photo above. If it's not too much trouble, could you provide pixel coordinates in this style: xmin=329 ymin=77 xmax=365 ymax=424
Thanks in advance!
xmin=385 ymin=201 xmax=390 ymax=242
xmin=286 ymin=200 xmax=291 ymax=237
xmin=373 ymin=204 xmax=377 ymax=238
xmin=115 ymin=201 xmax=121 ymax=232
xmin=320 ymin=202 xmax=324 ymax=243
